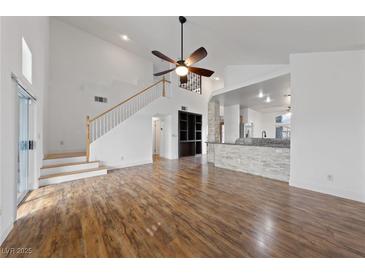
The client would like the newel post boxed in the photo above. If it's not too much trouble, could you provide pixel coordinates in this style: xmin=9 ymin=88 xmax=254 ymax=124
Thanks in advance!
xmin=86 ymin=115 xmax=90 ymax=162
xmin=162 ymin=76 xmax=166 ymax=97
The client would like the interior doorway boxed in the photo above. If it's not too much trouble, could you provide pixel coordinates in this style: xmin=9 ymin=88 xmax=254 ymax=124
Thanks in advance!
xmin=152 ymin=117 xmax=161 ymax=156
xmin=17 ymin=84 xmax=31 ymax=204
xmin=152 ymin=114 xmax=171 ymax=160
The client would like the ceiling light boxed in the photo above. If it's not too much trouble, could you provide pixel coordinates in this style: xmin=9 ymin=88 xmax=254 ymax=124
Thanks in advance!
xmin=265 ymin=96 xmax=271 ymax=103
xmin=258 ymin=90 xmax=264 ymax=98
xmin=213 ymin=77 xmax=220 ymax=81
xmin=175 ymin=65 xmax=189 ymax=76
xmin=121 ymin=34 xmax=130 ymax=41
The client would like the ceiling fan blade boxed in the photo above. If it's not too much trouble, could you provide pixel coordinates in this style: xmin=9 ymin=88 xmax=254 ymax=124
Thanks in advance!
xmin=153 ymin=68 xmax=175 ymax=76
xmin=180 ymin=76 xmax=188 ymax=84
xmin=185 ymin=47 xmax=207 ymax=66
xmin=189 ymin=67 xmax=214 ymax=77
xmin=151 ymin=50 xmax=178 ymax=65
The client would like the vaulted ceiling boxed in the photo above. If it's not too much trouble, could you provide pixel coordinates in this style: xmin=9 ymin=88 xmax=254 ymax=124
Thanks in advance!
xmin=57 ymin=16 xmax=365 ymax=79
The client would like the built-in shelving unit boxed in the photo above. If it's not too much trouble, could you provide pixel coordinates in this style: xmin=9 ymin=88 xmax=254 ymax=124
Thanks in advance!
xmin=179 ymin=111 xmax=202 ymax=157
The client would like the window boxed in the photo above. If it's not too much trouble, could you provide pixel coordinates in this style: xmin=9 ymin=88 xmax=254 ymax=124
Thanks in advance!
xmin=275 ymin=113 xmax=291 ymax=139
xmin=22 ymin=37 xmax=32 ymax=84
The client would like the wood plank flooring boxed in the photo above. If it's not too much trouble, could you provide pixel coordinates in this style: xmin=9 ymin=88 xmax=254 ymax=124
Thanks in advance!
xmin=1 ymin=156 xmax=365 ymax=257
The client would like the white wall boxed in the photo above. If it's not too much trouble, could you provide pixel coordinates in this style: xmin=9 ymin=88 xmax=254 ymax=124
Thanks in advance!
xmin=223 ymin=104 xmax=240 ymax=143
xmin=207 ymin=78 xmax=224 ymax=98
xmin=91 ymin=109 xmax=153 ymax=168
xmin=0 ymin=17 xmax=49 ymax=244
xmin=0 ymin=16 xmax=3 ymax=245
xmin=158 ymin=115 xmax=172 ymax=159
xmin=207 ymin=64 xmax=291 ymax=99
xmin=211 ymin=64 xmax=289 ymax=98
xmin=290 ymin=50 xmax=365 ymax=202
xmin=261 ymin=112 xmax=281 ymax=138
xmin=90 ymin=75 xmax=214 ymax=168
xmin=241 ymin=107 xmax=282 ymax=138
xmin=224 ymin=64 xmax=289 ymax=87
xmin=46 ymin=19 xmax=153 ymax=153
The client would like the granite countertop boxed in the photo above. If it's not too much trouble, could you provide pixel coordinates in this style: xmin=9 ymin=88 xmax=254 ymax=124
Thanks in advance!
xmin=207 ymin=138 xmax=290 ymax=148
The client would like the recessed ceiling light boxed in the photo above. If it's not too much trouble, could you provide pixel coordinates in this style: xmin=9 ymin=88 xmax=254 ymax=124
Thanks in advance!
xmin=213 ymin=77 xmax=220 ymax=81
xmin=258 ymin=90 xmax=264 ymax=98
xmin=121 ymin=34 xmax=130 ymax=41
xmin=265 ymin=96 xmax=271 ymax=103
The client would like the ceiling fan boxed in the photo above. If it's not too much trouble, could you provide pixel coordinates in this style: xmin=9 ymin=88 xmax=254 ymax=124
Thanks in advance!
xmin=152 ymin=16 xmax=214 ymax=84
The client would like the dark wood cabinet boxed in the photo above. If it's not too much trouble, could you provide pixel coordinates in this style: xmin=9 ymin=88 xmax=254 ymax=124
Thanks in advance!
xmin=178 ymin=111 xmax=202 ymax=157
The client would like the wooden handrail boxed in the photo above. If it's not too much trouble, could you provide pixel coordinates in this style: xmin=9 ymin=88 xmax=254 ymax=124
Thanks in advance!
xmin=89 ymin=78 xmax=170 ymax=122
xmin=85 ymin=77 xmax=170 ymax=162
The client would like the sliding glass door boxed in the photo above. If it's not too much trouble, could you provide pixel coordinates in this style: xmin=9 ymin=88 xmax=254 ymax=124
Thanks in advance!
xmin=17 ymin=85 xmax=30 ymax=204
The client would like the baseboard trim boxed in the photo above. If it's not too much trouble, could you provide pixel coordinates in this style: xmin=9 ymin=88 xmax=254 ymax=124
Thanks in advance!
xmin=0 ymin=222 xmax=14 ymax=245
xmin=289 ymin=180 xmax=365 ymax=204
xmin=106 ymin=159 xmax=152 ymax=170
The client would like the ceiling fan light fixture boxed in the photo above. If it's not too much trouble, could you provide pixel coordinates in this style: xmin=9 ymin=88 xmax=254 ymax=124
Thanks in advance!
xmin=175 ymin=65 xmax=189 ymax=76
xmin=151 ymin=16 xmax=214 ymax=78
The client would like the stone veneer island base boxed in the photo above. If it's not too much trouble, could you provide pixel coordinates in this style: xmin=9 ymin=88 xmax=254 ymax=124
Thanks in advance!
xmin=207 ymin=140 xmax=290 ymax=182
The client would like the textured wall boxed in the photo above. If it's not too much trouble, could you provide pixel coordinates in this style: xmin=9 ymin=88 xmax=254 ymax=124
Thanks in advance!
xmin=208 ymin=143 xmax=290 ymax=182
xmin=208 ymin=100 xmax=220 ymax=142
xmin=207 ymin=143 xmax=215 ymax=163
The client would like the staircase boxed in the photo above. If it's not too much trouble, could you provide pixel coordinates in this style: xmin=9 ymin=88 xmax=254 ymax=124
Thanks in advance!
xmin=39 ymin=78 xmax=170 ymax=186
xmin=39 ymin=152 xmax=107 ymax=186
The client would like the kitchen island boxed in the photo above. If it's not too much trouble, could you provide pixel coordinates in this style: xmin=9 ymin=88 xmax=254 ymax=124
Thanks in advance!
xmin=207 ymin=138 xmax=290 ymax=182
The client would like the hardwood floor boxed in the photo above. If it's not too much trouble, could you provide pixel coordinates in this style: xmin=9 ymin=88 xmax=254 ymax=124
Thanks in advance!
xmin=2 ymin=156 xmax=365 ymax=257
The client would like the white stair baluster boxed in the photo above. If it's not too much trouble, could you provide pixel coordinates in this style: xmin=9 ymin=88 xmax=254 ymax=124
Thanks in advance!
xmin=97 ymin=118 xmax=101 ymax=138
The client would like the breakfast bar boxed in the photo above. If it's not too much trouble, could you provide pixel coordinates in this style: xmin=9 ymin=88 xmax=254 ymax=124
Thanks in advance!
xmin=207 ymin=138 xmax=290 ymax=182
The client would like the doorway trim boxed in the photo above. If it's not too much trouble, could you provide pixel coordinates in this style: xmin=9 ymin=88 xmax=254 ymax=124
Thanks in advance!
xmin=11 ymin=73 xmax=37 ymax=101
xmin=12 ymin=73 xmax=37 ymax=205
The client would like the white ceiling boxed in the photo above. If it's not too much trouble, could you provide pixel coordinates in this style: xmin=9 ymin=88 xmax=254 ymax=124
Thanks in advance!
xmin=215 ymin=74 xmax=291 ymax=113
xmin=56 ymin=16 xmax=365 ymax=78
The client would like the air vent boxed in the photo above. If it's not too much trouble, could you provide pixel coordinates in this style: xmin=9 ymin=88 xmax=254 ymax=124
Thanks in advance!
xmin=94 ymin=96 xmax=108 ymax=103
